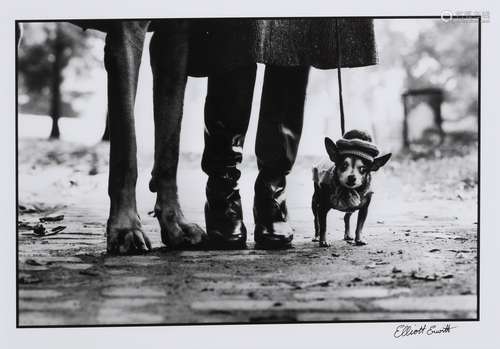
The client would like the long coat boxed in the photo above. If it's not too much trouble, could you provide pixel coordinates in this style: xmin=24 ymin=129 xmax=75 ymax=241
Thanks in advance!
xmin=188 ymin=18 xmax=377 ymax=76
xmin=70 ymin=18 xmax=377 ymax=77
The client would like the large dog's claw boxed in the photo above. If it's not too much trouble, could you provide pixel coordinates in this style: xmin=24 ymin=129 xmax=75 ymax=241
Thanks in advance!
xmin=155 ymin=205 xmax=207 ymax=250
xmin=179 ymin=222 xmax=207 ymax=246
xmin=107 ymin=228 xmax=151 ymax=255
xmin=161 ymin=223 xmax=207 ymax=250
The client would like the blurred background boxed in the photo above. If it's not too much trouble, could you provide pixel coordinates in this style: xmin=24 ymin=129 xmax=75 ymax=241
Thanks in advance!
xmin=17 ymin=18 xmax=479 ymax=157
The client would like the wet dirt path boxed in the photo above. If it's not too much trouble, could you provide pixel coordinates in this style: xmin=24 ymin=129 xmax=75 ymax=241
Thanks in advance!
xmin=17 ymin=140 xmax=478 ymax=325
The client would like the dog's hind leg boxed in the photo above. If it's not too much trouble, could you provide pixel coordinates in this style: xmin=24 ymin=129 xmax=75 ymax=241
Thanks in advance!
xmin=312 ymin=183 xmax=320 ymax=242
xmin=343 ymin=212 xmax=353 ymax=241
xmin=149 ymin=20 xmax=207 ymax=249
xmin=105 ymin=21 xmax=152 ymax=254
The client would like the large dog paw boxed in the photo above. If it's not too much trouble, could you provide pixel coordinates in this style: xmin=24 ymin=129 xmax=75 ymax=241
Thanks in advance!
xmin=107 ymin=214 xmax=151 ymax=254
xmin=155 ymin=204 xmax=207 ymax=249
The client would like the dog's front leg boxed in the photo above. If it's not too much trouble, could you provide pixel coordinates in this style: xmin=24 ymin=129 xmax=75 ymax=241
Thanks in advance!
xmin=343 ymin=212 xmax=353 ymax=241
xmin=354 ymin=197 xmax=371 ymax=246
xmin=149 ymin=21 xmax=206 ymax=249
xmin=105 ymin=21 xmax=151 ymax=254
xmin=318 ymin=208 xmax=330 ymax=247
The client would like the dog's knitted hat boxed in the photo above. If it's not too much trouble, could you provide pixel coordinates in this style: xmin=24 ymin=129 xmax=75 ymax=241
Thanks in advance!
xmin=336 ymin=130 xmax=379 ymax=163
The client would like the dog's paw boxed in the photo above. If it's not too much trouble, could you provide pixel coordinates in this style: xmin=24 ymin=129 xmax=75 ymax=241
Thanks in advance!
xmin=319 ymin=240 xmax=330 ymax=248
xmin=107 ymin=212 xmax=151 ymax=255
xmin=107 ymin=227 xmax=152 ymax=255
xmin=156 ymin=205 xmax=207 ymax=249
xmin=344 ymin=235 xmax=354 ymax=241
xmin=355 ymin=239 xmax=367 ymax=246
xmin=312 ymin=237 xmax=320 ymax=242
xmin=179 ymin=222 xmax=208 ymax=247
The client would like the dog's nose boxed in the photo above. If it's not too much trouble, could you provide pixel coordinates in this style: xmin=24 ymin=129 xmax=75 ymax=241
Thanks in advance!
xmin=347 ymin=175 xmax=356 ymax=185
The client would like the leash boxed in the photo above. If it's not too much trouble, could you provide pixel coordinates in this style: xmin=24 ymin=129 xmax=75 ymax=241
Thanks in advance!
xmin=336 ymin=18 xmax=346 ymax=136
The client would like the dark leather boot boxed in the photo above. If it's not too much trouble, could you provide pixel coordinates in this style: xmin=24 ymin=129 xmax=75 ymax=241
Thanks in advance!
xmin=201 ymin=64 xmax=257 ymax=249
xmin=253 ymin=172 xmax=293 ymax=249
xmin=252 ymin=65 xmax=310 ymax=249
xmin=205 ymin=176 xmax=247 ymax=249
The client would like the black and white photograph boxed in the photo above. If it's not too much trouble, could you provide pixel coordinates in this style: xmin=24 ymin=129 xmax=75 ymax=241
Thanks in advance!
xmin=15 ymin=15 xmax=479 ymax=326
xmin=4 ymin=0 xmax=500 ymax=347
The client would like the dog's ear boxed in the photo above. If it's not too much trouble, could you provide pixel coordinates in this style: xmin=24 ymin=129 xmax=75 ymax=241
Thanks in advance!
xmin=371 ymin=153 xmax=392 ymax=171
xmin=325 ymin=137 xmax=340 ymax=163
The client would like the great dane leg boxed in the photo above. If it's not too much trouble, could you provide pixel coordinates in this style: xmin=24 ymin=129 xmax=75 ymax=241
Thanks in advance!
xmin=149 ymin=21 xmax=206 ymax=248
xmin=105 ymin=21 xmax=151 ymax=254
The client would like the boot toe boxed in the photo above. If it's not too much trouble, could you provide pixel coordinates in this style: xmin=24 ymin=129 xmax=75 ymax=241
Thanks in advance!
xmin=206 ymin=220 xmax=247 ymax=250
xmin=254 ymin=223 xmax=293 ymax=249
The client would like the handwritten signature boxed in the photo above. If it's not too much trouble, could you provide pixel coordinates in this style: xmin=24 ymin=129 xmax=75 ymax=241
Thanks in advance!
xmin=394 ymin=324 xmax=457 ymax=338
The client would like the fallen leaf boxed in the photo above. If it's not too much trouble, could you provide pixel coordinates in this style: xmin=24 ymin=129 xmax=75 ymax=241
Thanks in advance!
xmin=39 ymin=215 xmax=64 ymax=223
xmin=429 ymin=248 xmax=440 ymax=253
xmin=25 ymin=259 xmax=43 ymax=266
xmin=50 ymin=226 xmax=66 ymax=234
xmin=32 ymin=223 xmax=46 ymax=236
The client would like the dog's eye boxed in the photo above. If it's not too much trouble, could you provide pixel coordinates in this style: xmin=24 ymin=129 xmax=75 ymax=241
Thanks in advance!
xmin=359 ymin=166 xmax=367 ymax=174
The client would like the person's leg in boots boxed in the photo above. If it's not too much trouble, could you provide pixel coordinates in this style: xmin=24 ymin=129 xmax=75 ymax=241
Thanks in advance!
xmin=202 ymin=64 xmax=257 ymax=249
xmin=254 ymin=65 xmax=310 ymax=249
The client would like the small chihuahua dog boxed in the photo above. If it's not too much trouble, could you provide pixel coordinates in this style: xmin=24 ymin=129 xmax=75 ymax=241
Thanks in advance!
xmin=312 ymin=130 xmax=391 ymax=247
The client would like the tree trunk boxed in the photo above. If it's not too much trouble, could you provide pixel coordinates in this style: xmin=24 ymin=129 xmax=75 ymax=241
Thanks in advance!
xmin=49 ymin=23 xmax=63 ymax=139
xmin=101 ymin=110 xmax=110 ymax=141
